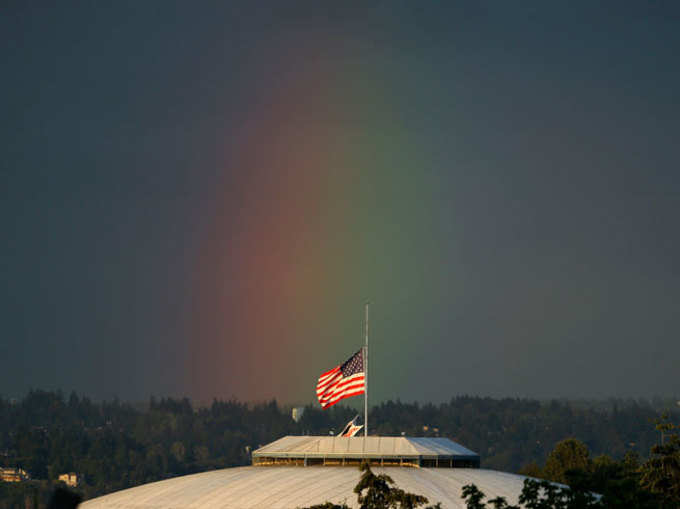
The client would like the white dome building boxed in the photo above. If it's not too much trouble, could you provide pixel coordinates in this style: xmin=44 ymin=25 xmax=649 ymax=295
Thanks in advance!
xmin=81 ymin=436 xmax=533 ymax=508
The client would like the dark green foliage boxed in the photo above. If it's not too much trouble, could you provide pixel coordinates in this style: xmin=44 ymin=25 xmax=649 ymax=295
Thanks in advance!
xmin=460 ymin=485 xmax=487 ymax=509
xmin=302 ymin=463 xmax=440 ymax=509
xmin=639 ymin=414 xmax=680 ymax=508
xmin=518 ymin=479 xmax=602 ymax=509
xmin=462 ymin=478 xmax=603 ymax=509
xmin=353 ymin=463 xmax=399 ymax=508
xmin=0 ymin=481 xmax=52 ymax=509
xmin=301 ymin=503 xmax=350 ymax=509
xmin=562 ymin=452 xmax=658 ymax=508
xmin=487 ymin=497 xmax=512 ymax=509
xmin=518 ymin=461 xmax=543 ymax=478
xmin=46 ymin=486 xmax=81 ymax=509
xmin=1 ymin=391 xmax=679 ymax=506
xmin=0 ymin=391 xmax=306 ymax=505
xmin=369 ymin=397 xmax=672 ymax=472
xmin=354 ymin=462 xmax=432 ymax=509
xmin=510 ymin=436 xmax=667 ymax=508
xmin=542 ymin=439 xmax=590 ymax=484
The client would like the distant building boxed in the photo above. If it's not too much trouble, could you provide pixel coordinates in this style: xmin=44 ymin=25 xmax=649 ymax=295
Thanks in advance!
xmin=291 ymin=407 xmax=305 ymax=423
xmin=59 ymin=472 xmax=80 ymax=487
xmin=0 ymin=467 xmax=29 ymax=482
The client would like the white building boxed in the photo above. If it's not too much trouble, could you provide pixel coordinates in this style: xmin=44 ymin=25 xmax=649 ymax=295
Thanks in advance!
xmin=0 ymin=467 xmax=29 ymax=483
xmin=58 ymin=472 xmax=80 ymax=487
xmin=291 ymin=407 xmax=305 ymax=423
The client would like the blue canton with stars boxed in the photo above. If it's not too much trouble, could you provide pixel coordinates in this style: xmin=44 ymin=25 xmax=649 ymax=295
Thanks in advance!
xmin=341 ymin=350 xmax=364 ymax=377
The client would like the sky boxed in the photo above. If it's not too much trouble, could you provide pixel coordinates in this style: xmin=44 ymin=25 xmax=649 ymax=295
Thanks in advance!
xmin=1 ymin=1 xmax=679 ymax=404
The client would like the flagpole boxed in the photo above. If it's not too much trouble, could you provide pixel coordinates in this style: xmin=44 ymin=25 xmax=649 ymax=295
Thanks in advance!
xmin=364 ymin=302 xmax=369 ymax=438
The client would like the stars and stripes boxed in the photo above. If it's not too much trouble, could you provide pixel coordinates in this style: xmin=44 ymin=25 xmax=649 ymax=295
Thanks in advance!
xmin=316 ymin=349 xmax=365 ymax=409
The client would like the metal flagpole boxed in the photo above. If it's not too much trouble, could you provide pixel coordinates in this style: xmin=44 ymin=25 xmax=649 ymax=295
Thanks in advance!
xmin=364 ymin=303 xmax=369 ymax=437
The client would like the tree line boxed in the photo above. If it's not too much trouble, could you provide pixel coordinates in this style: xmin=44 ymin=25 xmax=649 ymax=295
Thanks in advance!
xmin=0 ymin=391 xmax=678 ymax=508
xmin=304 ymin=417 xmax=680 ymax=509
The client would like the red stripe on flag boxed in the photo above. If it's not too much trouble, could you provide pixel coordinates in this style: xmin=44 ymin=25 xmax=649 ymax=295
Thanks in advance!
xmin=316 ymin=370 xmax=342 ymax=393
xmin=319 ymin=380 xmax=365 ymax=404
xmin=316 ymin=350 xmax=365 ymax=409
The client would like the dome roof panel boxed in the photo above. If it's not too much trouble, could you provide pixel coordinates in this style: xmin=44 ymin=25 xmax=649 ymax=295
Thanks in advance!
xmin=81 ymin=466 xmax=530 ymax=509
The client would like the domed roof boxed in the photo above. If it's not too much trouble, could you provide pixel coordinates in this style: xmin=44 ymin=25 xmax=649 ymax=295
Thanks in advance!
xmin=80 ymin=465 xmax=531 ymax=508
xmin=81 ymin=436 xmax=527 ymax=508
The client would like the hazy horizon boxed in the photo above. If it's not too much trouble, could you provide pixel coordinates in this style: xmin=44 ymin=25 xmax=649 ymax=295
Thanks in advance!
xmin=3 ymin=389 xmax=680 ymax=412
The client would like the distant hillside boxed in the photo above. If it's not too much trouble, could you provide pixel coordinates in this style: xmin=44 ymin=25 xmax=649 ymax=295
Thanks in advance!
xmin=0 ymin=391 xmax=678 ymax=504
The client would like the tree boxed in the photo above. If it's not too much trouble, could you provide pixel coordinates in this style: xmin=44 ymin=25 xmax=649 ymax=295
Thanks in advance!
xmin=639 ymin=413 xmax=680 ymax=508
xmin=519 ymin=478 xmax=602 ymax=508
xmin=461 ymin=485 xmax=519 ymax=509
xmin=463 ymin=428 xmax=669 ymax=509
xmin=461 ymin=479 xmax=603 ymax=509
xmin=302 ymin=463 xmax=441 ymax=509
xmin=565 ymin=453 xmax=657 ymax=509
xmin=354 ymin=462 xmax=437 ymax=509
xmin=47 ymin=486 xmax=82 ymax=509
xmin=460 ymin=485 xmax=488 ymax=509
xmin=304 ymin=503 xmax=350 ymax=509
xmin=543 ymin=439 xmax=590 ymax=484
xmin=518 ymin=461 xmax=543 ymax=479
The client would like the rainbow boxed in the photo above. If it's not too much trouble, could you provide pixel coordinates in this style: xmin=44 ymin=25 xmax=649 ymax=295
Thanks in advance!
xmin=185 ymin=41 xmax=448 ymax=405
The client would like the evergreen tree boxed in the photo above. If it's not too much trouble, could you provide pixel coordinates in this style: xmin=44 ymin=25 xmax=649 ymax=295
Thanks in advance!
xmin=542 ymin=439 xmax=590 ymax=484
xmin=639 ymin=413 xmax=680 ymax=508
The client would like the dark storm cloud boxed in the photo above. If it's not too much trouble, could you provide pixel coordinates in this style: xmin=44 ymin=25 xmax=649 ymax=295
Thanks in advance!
xmin=1 ymin=1 xmax=679 ymax=401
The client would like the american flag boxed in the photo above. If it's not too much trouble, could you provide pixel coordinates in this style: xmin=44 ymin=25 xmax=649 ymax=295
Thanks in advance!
xmin=316 ymin=349 xmax=365 ymax=409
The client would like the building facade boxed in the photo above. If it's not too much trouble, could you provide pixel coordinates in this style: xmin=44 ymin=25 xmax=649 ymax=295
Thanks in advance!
xmin=59 ymin=472 xmax=80 ymax=487
xmin=0 ymin=467 xmax=29 ymax=483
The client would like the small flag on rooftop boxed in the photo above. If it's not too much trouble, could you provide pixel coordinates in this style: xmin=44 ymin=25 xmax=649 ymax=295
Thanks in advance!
xmin=339 ymin=415 xmax=363 ymax=437
xmin=316 ymin=349 xmax=365 ymax=409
